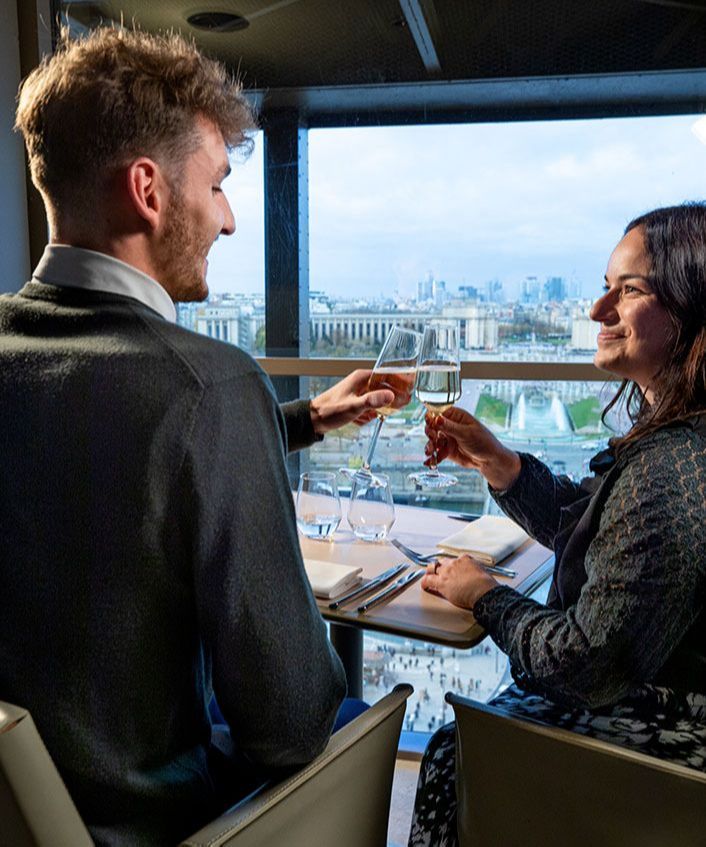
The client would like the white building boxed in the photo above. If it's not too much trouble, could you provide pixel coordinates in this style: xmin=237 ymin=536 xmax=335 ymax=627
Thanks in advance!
xmin=442 ymin=304 xmax=498 ymax=350
xmin=310 ymin=313 xmax=427 ymax=346
xmin=195 ymin=305 xmax=242 ymax=345
xmin=570 ymin=308 xmax=599 ymax=351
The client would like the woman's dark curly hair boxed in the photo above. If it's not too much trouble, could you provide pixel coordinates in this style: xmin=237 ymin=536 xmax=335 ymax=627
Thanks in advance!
xmin=604 ymin=202 xmax=706 ymax=449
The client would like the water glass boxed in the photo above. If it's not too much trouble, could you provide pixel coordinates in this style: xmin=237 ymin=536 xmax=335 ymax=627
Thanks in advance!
xmin=348 ymin=473 xmax=395 ymax=542
xmin=296 ymin=472 xmax=342 ymax=540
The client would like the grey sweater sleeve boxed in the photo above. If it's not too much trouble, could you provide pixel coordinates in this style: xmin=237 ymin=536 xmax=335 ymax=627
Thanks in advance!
xmin=183 ymin=369 xmax=346 ymax=769
xmin=280 ymin=399 xmax=324 ymax=453
xmin=490 ymin=453 xmax=589 ymax=548
xmin=474 ymin=430 xmax=706 ymax=708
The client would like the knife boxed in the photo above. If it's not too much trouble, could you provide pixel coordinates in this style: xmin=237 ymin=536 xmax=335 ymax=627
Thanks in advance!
xmin=357 ymin=568 xmax=424 ymax=613
xmin=448 ymin=512 xmax=482 ymax=522
xmin=328 ymin=563 xmax=409 ymax=609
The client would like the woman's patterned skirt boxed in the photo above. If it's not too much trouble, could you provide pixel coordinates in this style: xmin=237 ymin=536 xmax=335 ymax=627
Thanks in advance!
xmin=408 ymin=683 xmax=706 ymax=847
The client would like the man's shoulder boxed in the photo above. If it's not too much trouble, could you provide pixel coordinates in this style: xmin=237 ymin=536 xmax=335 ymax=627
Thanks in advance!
xmin=150 ymin=319 xmax=267 ymax=389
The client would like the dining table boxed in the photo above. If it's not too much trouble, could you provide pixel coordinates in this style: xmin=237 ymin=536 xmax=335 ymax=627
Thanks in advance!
xmin=298 ymin=501 xmax=554 ymax=698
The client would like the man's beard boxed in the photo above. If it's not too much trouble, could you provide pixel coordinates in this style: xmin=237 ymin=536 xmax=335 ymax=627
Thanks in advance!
xmin=156 ymin=188 xmax=210 ymax=303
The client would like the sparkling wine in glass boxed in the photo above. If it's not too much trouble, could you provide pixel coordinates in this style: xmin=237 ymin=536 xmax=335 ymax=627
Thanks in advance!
xmin=408 ymin=322 xmax=462 ymax=489
xmin=341 ymin=325 xmax=422 ymax=485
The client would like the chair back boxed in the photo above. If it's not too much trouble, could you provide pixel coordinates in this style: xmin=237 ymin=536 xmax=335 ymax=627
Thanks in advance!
xmin=448 ymin=693 xmax=706 ymax=847
xmin=182 ymin=684 xmax=413 ymax=847
xmin=0 ymin=700 xmax=93 ymax=847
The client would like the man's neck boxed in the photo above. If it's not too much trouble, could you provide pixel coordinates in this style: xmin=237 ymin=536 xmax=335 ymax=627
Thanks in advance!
xmin=50 ymin=231 xmax=161 ymax=290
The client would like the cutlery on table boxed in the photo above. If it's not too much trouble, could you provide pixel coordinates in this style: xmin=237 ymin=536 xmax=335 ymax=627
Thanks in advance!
xmin=390 ymin=538 xmax=517 ymax=579
xmin=448 ymin=512 xmax=482 ymax=522
xmin=328 ymin=563 xmax=408 ymax=609
xmin=357 ymin=569 xmax=425 ymax=613
xmin=390 ymin=538 xmax=452 ymax=563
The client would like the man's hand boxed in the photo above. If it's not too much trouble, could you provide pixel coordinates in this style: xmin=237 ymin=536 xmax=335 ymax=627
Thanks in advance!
xmin=309 ymin=370 xmax=395 ymax=435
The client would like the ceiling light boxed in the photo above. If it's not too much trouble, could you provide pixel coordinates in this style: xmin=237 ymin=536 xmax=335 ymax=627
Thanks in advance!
xmin=186 ymin=12 xmax=249 ymax=32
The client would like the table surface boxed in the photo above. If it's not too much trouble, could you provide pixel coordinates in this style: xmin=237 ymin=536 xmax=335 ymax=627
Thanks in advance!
xmin=299 ymin=502 xmax=554 ymax=649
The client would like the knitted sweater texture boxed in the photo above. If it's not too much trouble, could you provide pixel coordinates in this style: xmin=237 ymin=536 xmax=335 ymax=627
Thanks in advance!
xmin=0 ymin=282 xmax=345 ymax=845
xmin=474 ymin=422 xmax=706 ymax=709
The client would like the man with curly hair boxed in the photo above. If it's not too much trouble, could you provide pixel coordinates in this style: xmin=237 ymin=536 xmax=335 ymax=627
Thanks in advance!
xmin=5 ymin=26 xmax=389 ymax=845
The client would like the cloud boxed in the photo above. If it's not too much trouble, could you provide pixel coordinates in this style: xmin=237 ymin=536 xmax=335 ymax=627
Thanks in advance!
xmin=209 ymin=115 xmax=706 ymax=298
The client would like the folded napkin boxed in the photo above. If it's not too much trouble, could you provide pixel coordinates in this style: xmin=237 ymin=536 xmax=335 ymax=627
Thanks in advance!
xmin=437 ymin=515 xmax=529 ymax=565
xmin=304 ymin=559 xmax=363 ymax=599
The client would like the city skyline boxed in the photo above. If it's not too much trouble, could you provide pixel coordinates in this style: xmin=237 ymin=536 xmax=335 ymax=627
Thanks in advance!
xmin=205 ymin=112 xmax=706 ymax=301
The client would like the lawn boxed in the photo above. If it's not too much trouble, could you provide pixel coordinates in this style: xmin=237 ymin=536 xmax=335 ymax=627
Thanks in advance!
xmin=475 ymin=394 xmax=510 ymax=427
xmin=567 ymin=396 xmax=603 ymax=430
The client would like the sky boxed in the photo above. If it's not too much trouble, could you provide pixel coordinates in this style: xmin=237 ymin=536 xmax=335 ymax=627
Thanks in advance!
xmin=205 ymin=113 xmax=706 ymax=302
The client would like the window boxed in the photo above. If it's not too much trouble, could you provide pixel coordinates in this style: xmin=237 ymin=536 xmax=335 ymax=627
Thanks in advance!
xmin=308 ymin=116 xmax=706 ymax=362
xmin=308 ymin=377 xmax=619 ymax=512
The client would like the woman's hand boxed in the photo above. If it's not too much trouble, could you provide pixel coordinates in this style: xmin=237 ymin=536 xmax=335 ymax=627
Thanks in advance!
xmin=424 ymin=406 xmax=522 ymax=491
xmin=421 ymin=555 xmax=498 ymax=610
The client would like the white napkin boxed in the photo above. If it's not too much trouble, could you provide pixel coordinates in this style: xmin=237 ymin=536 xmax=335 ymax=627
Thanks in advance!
xmin=437 ymin=515 xmax=529 ymax=565
xmin=304 ymin=559 xmax=363 ymax=599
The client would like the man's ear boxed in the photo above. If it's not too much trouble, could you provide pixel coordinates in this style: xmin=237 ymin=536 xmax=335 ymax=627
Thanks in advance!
xmin=125 ymin=158 xmax=167 ymax=231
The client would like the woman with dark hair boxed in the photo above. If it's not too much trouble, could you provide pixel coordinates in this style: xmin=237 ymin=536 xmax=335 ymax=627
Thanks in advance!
xmin=408 ymin=203 xmax=706 ymax=847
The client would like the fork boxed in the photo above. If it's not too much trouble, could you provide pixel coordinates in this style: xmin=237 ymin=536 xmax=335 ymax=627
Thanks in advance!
xmin=390 ymin=539 xmax=453 ymax=563
xmin=390 ymin=538 xmax=517 ymax=579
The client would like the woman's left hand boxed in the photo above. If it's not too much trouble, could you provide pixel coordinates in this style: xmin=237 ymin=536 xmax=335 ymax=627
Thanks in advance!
xmin=421 ymin=554 xmax=499 ymax=610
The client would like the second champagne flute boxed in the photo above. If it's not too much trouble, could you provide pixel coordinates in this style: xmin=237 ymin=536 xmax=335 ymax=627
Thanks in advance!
xmin=408 ymin=322 xmax=462 ymax=489
xmin=341 ymin=325 xmax=422 ymax=484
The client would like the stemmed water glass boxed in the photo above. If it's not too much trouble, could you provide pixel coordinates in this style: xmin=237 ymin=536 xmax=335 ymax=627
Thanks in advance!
xmin=408 ymin=322 xmax=462 ymax=489
xmin=341 ymin=325 xmax=422 ymax=485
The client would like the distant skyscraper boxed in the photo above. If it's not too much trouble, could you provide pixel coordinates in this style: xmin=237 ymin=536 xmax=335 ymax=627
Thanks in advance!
xmin=544 ymin=276 xmax=567 ymax=301
xmin=417 ymin=272 xmax=434 ymax=303
xmin=521 ymin=276 xmax=541 ymax=304
xmin=569 ymin=277 xmax=582 ymax=300
xmin=432 ymin=278 xmax=446 ymax=308
xmin=458 ymin=285 xmax=479 ymax=300
xmin=485 ymin=278 xmax=503 ymax=303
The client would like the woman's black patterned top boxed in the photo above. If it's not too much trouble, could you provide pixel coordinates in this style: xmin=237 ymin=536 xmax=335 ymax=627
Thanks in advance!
xmin=473 ymin=417 xmax=706 ymax=710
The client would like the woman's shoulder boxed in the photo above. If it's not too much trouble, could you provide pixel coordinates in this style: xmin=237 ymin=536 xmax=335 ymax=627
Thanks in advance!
xmin=620 ymin=418 xmax=706 ymax=465
xmin=594 ymin=424 xmax=706 ymax=549
xmin=613 ymin=421 xmax=706 ymax=505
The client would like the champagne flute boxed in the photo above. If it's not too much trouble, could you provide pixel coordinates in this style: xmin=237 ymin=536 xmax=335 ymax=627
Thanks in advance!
xmin=341 ymin=325 xmax=422 ymax=485
xmin=408 ymin=322 xmax=462 ymax=489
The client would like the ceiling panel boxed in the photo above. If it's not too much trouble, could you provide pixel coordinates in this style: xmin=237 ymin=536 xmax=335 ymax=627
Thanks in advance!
xmin=60 ymin=0 xmax=706 ymax=90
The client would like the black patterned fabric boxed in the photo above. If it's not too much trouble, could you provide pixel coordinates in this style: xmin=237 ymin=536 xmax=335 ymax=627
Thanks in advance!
xmin=408 ymin=722 xmax=457 ymax=847
xmin=409 ymin=419 xmax=706 ymax=846
xmin=476 ymin=419 xmax=706 ymax=707
xmin=408 ymin=684 xmax=706 ymax=847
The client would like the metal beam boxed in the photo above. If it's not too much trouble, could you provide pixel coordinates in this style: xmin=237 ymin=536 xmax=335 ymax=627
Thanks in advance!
xmin=252 ymin=68 xmax=706 ymax=126
xmin=263 ymin=111 xmax=310 ymax=481
xmin=398 ymin=0 xmax=441 ymax=76
xmin=264 ymin=110 xmax=309 ymax=359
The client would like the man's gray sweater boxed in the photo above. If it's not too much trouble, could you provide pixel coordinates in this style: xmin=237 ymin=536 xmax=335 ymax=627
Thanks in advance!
xmin=0 ymin=280 xmax=345 ymax=845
